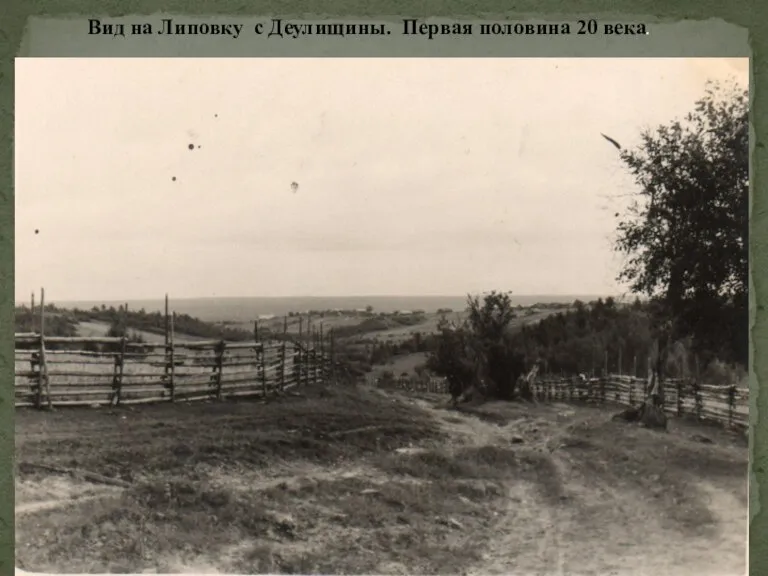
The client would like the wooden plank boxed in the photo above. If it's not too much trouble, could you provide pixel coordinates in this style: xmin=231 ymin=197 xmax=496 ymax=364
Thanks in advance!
xmin=45 ymin=336 xmax=123 ymax=344
xmin=15 ymin=332 xmax=39 ymax=340
xmin=219 ymin=342 xmax=264 ymax=351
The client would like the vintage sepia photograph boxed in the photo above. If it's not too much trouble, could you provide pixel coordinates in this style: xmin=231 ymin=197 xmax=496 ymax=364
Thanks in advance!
xmin=14 ymin=58 xmax=748 ymax=575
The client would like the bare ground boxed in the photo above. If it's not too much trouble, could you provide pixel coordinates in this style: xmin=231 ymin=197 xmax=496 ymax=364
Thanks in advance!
xmin=16 ymin=384 xmax=747 ymax=575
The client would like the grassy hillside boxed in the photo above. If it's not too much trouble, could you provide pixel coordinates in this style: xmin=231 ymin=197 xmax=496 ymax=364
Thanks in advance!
xmin=16 ymin=384 xmax=748 ymax=575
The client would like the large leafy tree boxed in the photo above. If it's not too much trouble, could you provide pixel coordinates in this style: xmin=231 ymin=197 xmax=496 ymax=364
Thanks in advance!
xmin=614 ymin=81 xmax=748 ymax=366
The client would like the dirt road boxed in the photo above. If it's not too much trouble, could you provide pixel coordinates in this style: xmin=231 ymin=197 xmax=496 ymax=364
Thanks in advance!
xmin=406 ymin=394 xmax=748 ymax=576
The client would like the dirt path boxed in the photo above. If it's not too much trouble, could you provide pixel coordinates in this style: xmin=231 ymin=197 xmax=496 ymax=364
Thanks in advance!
xmin=407 ymin=393 xmax=747 ymax=576
xmin=408 ymin=395 xmax=567 ymax=575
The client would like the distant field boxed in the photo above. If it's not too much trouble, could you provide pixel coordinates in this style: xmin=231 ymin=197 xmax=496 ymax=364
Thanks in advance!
xmin=228 ymin=308 xmax=563 ymax=346
xmin=370 ymin=352 xmax=430 ymax=379
xmin=76 ymin=321 xmax=208 ymax=344
xmin=54 ymin=294 xmax=596 ymax=322
xmin=226 ymin=315 xmax=363 ymax=336
xmin=369 ymin=309 xmax=560 ymax=343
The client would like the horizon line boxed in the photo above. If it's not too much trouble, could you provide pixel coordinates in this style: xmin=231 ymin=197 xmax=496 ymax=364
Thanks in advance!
xmin=17 ymin=292 xmax=624 ymax=306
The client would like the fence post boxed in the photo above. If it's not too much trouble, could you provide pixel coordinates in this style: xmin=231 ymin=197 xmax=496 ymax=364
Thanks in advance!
xmin=29 ymin=347 xmax=40 ymax=405
xmin=304 ymin=315 xmax=312 ymax=386
xmin=36 ymin=336 xmax=44 ymax=408
xmin=215 ymin=340 xmax=225 ymax=400
xmin=298 ymin=317 xmax=304 ymax=387
xmin=693 ymin=379 xmax=702 ymax=420
xmin=164 ymin=294 xmax=170 ymax=389
xmin=329 ymin=329 xmax=336 ymax=383
xmin=676 ymin=379 xmax=683 ymax=417
xmin=599 ymin=375 xmax=606 ymax=404
xmin=292 ymin=342 xmax=301 ymax=387
xmin=311 ymin=330 xmax=318 ymax=385
xmin=37 ymin=288 xmax=44 ymax=410
xmin=319 ymin=324 xmax=325 ymax=383
xmin=728 ymin=384 xmax=736 ymax=427
xmin=38 ymin=288 xmax=52 ymax=410
xmin=31 ymin=291 xmax=36 ymax=334
xmin=255 ymin=322 xmax=267 ymax=398
xmin=280 ymin=317 xmax=287 ymax=392
xmin=618 ymin=346 xmax=623 ymax=377
xmin=260 ymin=342 xmax=269 ymax=398
xmin=169 ymin=312 xmax=176 ymax=402
xmin=111 ymin=336 xmax=126 ymax=406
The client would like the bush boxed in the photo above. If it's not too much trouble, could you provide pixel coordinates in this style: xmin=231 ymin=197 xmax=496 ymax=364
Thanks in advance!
xmin=427 ymin=292 xmax=531 ymax=401
xmin=426 ymin=319 xmax=478 ymax=400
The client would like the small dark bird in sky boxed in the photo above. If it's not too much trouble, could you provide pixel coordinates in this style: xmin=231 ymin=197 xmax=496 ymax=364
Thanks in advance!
xmin=600 ymin=133 xmax=622 ymax=150
xmin=291 ymin=182 xmax=299 ymax=194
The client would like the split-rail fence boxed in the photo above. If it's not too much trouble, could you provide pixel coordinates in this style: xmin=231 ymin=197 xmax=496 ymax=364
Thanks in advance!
xmin=384 ymin=373 xmax=748 ymax=429
xmin=15 ymin=291 xmax=335 ymax=409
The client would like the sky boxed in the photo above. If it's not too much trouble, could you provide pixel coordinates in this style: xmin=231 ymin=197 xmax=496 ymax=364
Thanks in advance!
xmin=15 ymin=58 xmax=748 ymax=302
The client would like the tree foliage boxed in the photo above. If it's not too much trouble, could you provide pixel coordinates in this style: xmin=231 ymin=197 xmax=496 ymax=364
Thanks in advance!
xmin=614 ymin=81 xmax=748 ymax=366
xmin=509 ymin=298 xmax=655 ymax=376
xmin=427 ymin=292 xmax=526 ymax=400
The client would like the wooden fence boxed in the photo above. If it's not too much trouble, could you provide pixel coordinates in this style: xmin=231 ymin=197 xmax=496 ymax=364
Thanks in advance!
xmin=15 ymin=289 xmax=339 ymax=409
xmin=375 ymin=371 xmax=748 ymax=429
xmin=380 ymin=374 xmax=450 ymax=394
xmin=531 ymin=374 xmax=748 ymax=428
xmin=14 ymin=333 xmax=333 ymax=408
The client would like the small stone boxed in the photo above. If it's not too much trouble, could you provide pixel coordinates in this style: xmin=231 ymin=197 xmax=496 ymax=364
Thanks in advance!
xmin=447 ymin=517 xmax=464 ymax=529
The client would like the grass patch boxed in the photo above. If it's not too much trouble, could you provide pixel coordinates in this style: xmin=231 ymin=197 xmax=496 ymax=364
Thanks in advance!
xmin=16 ymin=384 xmax=441 ymax=482
xmin=18 ymin=471 xmax=490 ymax=574
xmin=16 ymin=385 xmax=481 ymax=574
xmin=557 ymin=417 xmax=746 ymax=534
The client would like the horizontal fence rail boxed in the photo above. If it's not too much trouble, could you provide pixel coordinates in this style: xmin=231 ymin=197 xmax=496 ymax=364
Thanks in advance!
xmin=14 ymin=334 xmax=334 ymax=408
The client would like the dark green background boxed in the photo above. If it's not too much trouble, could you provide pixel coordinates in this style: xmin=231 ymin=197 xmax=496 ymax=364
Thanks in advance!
xmin=1 ymin=2 xmax=764 ymax=575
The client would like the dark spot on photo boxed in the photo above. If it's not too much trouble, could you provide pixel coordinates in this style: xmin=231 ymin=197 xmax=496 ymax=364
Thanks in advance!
xmin=188 ymin=144 xmax=194 ymax=150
